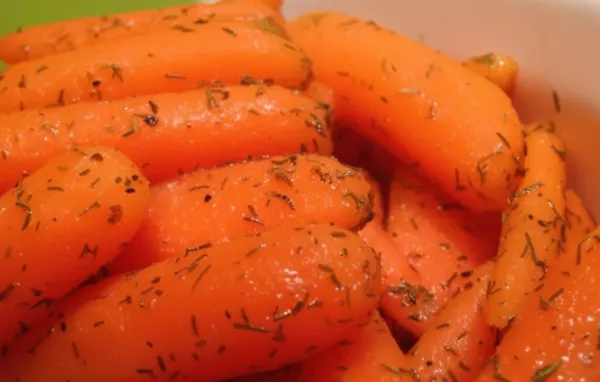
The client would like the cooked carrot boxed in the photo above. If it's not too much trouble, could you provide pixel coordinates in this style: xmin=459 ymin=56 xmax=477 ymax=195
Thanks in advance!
xmin=0 ymin=19 xmax=311 ymax=113
xmin=296 ymin=312 xmax=414 ymax=382
xmin=0 ymin=0 xmax=285 ymax=64
xmin=385 ymin=164 xmax=500 ymax=335
xmin=288 ymin=11 xmax=524 ymax=213
xmin=0 ymin=147 xmax=150 ymax=348
xmin=304 ymin=80 xmax=334 ymax=107
xmin=0 ymin=84 xmax=332 ymax=192
xmin=485 ymin=130 xmax=567 ymax=328
xmin=563 ymin=189 xmax=596 ymax=255
xmin=1 ymin=224 xmax=382 ymax=382
xmin=261 ymin=0 xmax=283 ymax=12
xmin=109 ymin=154 xmax=374 ymax=274
xmin=407 ymin=262 xmax=496 ymax=381
xmin=462 ymin=53 xmax=519 ymax=96
xmin=476 ymin=227 xmax=600 ymax=381
xmin=230 ymin=365 xmax=301 ymax=382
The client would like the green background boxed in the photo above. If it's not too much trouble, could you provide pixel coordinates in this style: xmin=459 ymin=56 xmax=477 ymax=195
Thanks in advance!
xmin=0 ymin=1 xmax=194 ymax=68
xmin=0 ymin=1 xmax=193 ymax=34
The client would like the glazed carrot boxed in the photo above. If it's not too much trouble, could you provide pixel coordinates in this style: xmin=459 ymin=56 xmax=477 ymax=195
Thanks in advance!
xmin=485 ymin=130 xmax=566 ymax=328
xmin=477 ymin=227 xmax=600 ymax=381
xmin=304 ymin=80 xmax=334 ymax=107
xmin=0 ymin=84 xmax=332 ymax=192
xmin=0 ymin=147 xmax=150 ymax=348
xmin=462 ymin=53 xmax=519 ymax=96
xmin=407 ymin=262 xmax=496 ymax=381
xmin=0 ymin=0 xmax=285 ymax=64
xmin=109 ymin=154 xmax=374 ymax=274
xmin=296 ymin=312 xmax=414 ymax=382
xmin=231 ymin=365 xmax=301 ymax=382
xmin=261 ymin=0 xmax=283 ymax=12
xmin=385 ymin=164 xmax=500 ymax=335
xmin=1 ymin=224 xmax=382 ymax=382
xmin=288 ymin=11 xmax=524 ymax=213
xmin=358 ymin=174 xmax=422 ymax=336
xmin=563 ymin=189 xmax=596 ymax=255
xmin=0 ymin=19 xmax=311 ymax=113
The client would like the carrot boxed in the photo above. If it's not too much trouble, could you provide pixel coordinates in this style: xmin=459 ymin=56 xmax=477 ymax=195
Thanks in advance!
xmin=407 ymin=262 xmax=496 ymax=381
xmin=0 ymin=0 xmax=285 ymax=64
xmin=261 ymin=0 xmax=283 ymax=12
xmin=563 ymin=189 xmax=596 ymax=255
xmin=485 ymin=130 xmax=567 ymax=329
xmin=385 ymin=164 xmax=500 ymax=335
xmin=0 ymin=224 xmax=382 ymax=382
xmin=287 ymin=11 xmax=524 ymax=213
xmin=0 ymin=147 xmax=150 ymax=348
xmin=0 ymin=19 xmax=311 ymax=113
xmin=462 ymin=53 xmax=519 ymax=96
xmin=108 ymin=154 xmax=374 ymax=274
xmin=304 ymin=80 xmax=334 ymax=107
xmin=0 ymin=84 xmax=332 ymax=192
xmin=296 ymin=311 xmax=414 ymax=382
xmin=476 ymin=227 xmax=600 ymax=381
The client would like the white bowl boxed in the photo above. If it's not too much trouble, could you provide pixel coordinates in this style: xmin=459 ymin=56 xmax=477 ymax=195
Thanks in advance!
xmin=284 ymin=0 xmax=600 ymax=218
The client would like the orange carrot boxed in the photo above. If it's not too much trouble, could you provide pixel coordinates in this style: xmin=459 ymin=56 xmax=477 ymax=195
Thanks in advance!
xmin=462 ymin=53 xmax=519 ymax=96
xmin=304 ymin=80 xmax=334 ymax=107
xmin=0 ymin=19 xmax=311 ymax=113
xmin=563 ymin=189 xmax=596 ymax=255
xmin=1 ymin=224 xmax=382 ymax=382
xmin=0 ymin=84 xmax=332 ymax=192
xmin=109 ymin=154 xmax=374 ymax=274
xmin=0 ymin=0 xmax=285 ymax=64
xmin=296 ymin=312 xmax=414 ymax=382
xmin=477 ymin=227 xmax=600 ymax=381
xmin=485 ymin=130 xmax=567 ymax=328
xmin=384 ymin=164 xmax=500 ymax=335
xmin=260 ymin=0 xmax=283 ymax=12
xmin=288 ymin=11 xmax=524 ymax=213
xmin=230 ymin=366 xmax=301 ymax=382
xmin=407 ymin=262 xmax=496 ymax=381
xmin=0 ymin=147 xmax=150 ymax=348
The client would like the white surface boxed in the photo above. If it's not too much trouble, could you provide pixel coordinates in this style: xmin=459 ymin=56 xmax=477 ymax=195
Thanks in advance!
xmin=283 ymin=0 xmax=600 ymax=217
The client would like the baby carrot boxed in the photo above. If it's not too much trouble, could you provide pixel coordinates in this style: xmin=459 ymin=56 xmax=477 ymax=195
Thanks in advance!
xmin=563 ymin=189 xmax=596 ymax=256
xmin=296 ymin=312 xmax=414 ymax=382
xmin=407 ymin=262 xmax=496 ymax=381
xmin=0 ymin=0 xmax=285 ymax=64
xmin=288 ymin=11 xmax=524 ymax=213
xmin=462 ymin=53 xmax=519 ymax=96
xmin=485 ymin=130 xmax=567 ymax=329
xmin=1 ymin=224 xmax=382 ymax=382
xmin=260 ymin=0 xmax=283 ymax=12
xmin=0 ymin=147 xmax=150 ymax=348
xmin=385 ymin=164 xmax=500 ymax=335
xmin=109 ymin=154 xmax=374 ymax=274
xmin=0 ymin=84 xmax=332 ymax=192
xmin=477 ymin=227 xmax=600 ymax=381
xmin=0 ymin=19 xmax=311 ymax=113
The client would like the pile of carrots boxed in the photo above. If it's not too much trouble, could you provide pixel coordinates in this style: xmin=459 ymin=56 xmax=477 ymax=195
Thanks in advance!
xmin=0 ymin=0 xmax=598 ymax=381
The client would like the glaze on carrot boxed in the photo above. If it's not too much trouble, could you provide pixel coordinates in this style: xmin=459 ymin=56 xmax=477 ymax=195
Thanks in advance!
xmin=288 ymin=11 xmax=524 ymax=213
xmin=407 ymin=262 xmax=496 ymax=381
xmin=1 ymin=224 xmax=382 ymax=382
xmin=0 ymin=84 xmax=332 ymax=192
xmin=261 ymin=0 xmax=283 ymax=12
xmin=0 ymin=147 xmax=150 ymax=348
xmin=296 ymin=312 xmax=414 ymax=382
xmin=462 ymin=53 xmax=519 ymax=96
xmin=563 ymin=189 xmax=596 ymax=255
xmin=0 ymin=0 xmax=285 ymax=64
xmin=485 ymin=130 xmax=566 ymax=329
xmin=109 ymin=154 xmax=374 ymax=274
xmin=0 ymin=19 xmax=311 ymax=113
xmin=385 ymin=165 xmax=500 ymax=335
xmin=477 ymin=227 xmax=600 ymax=381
